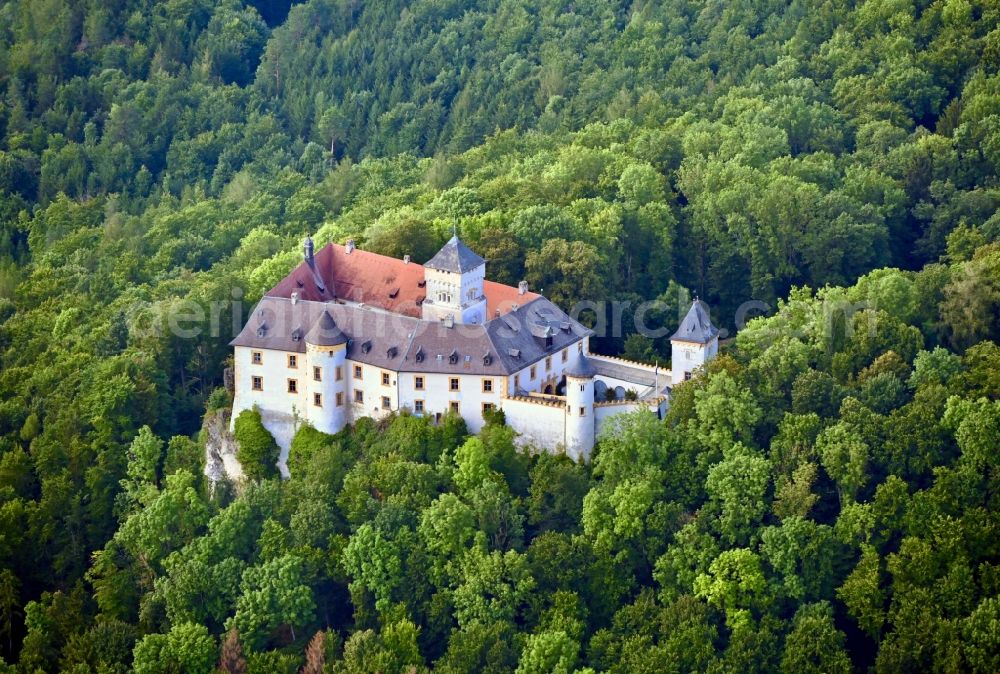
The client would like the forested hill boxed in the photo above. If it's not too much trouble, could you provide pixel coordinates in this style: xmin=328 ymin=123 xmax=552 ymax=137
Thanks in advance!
xmin=1 ymin=0 xmax=1000 ymax=672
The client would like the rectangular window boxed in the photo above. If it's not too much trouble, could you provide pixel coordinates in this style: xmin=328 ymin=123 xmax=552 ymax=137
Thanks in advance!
xmin=578 ymin=342 xmax=583 ymax=353
xmin=252 ymin=351 xmax=262 ymax=365
xmin=684 ymin=371 xmax=692 ymax=381
xmin=381 ymin=371 xmax=391 ymax=386
xmin=313 ymin=393 xmax=322 ymax=407
xmin=336 ymin=366 xmax=343 ymax=381
xmin=414 ymin=376 xmax=425 ymax=390
xmin=482 ymin=378 xmax=493 ymax=393
xmin=579 ymin=406 xmax=586 ymax=416
xmin=482 ymin=402 xmax=495 ymax=415
xmin=252 ymin=375 xmax=263 ymax=391
xmin=288 ymin=354 xmax=297 ymax=368
xmin=381 ymin=396 xmax=391 ymax=410
xmin=562 ymin=348 xmax=568 ymax=363
xmin=354 ymin=390 xmax=364 ymax=403
xmin=414 ymin=399 xmax=424 ymax=413
xmin=450 ymin=377 xmax=460 ymax=391
xmin=353 ymin=365 xmax=362 ymax=379
xmin=579 ymin=384 xmax=585 ymax=392
xmin=545 ymin=356 xmax=551 ymax=372
xmin=449 ymin=401 xmax=460 ymax=413
xmin=313 ymin=366 xmax=322 ymax=382
xmin=336 ymin=392 xmax=344 ymax=407
xmin=514 ymin=374 xmax=520 ymax=389
xmin=530 ymin=365 xmax=536 ymax=379
xmin=287 ymin=379 xmax=298 ymax=394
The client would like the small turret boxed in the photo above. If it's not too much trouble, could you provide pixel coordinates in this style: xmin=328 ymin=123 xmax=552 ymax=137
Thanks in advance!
xmin=670 ymin=298 xmax=719 ymax=385
xmin=564 ymin=356 xmax=596 ymax=461
xmin=305 ymin=310 xmax=348 ymax=435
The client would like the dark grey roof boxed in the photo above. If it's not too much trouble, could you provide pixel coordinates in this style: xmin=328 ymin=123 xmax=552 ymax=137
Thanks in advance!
xmin=670 ymin=300 xmax=719 ymax=344
xmin=305 ymin=310 xmax=347 ymax=346
xmin=564 ymin=357 xmax=596 ymax=378
xmin=589 ymin=358 xmax=659 ymax=387
xmin=484 ymin=297 xmax=591 ymax=372
xmin=231 ymin=294 xmax=589 ymax=376
xmin=424 ymin=235 xmax=485 ymax=273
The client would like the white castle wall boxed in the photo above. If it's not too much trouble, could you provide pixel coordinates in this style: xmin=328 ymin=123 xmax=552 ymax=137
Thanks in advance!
xmin=231 ymin=345 xmax=308 ymax=429
xmin=258 ymin=408 xmax=299 ymax=478
xmin=503 ymin=396 xmax=567 ymax=451
xmin=593 ymin=401 xmax=656 ymax=447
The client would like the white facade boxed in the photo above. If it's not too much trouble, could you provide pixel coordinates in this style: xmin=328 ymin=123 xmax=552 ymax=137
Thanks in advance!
xmin=670 ymin=337 xmax=718 ymax=386
xmin=422 ymin=264 xmax=487 ymax=325
xmin=232 ymin=327 xmax=685 ymax=471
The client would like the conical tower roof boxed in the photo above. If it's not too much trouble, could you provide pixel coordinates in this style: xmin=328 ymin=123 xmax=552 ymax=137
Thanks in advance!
xmin=564 ymin=356 xmax=596 ymax=378
xmin=305 ymin=310 xmax=347 ymax=346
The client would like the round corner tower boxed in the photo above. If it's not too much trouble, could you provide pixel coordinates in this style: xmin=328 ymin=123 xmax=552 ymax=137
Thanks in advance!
xmin=564 ymin=357 xmax=596 ymax=462
xmin=305 ymin=310 xmax=348 ymax=435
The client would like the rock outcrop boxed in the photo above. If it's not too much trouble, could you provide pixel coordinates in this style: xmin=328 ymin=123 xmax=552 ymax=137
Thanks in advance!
xmin=203 ymin=408 xmax=244 ymax=487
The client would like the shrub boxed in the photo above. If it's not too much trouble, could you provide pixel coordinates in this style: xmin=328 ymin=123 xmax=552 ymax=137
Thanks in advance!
xmin=233 ymin=408 xmax=279 ymax=480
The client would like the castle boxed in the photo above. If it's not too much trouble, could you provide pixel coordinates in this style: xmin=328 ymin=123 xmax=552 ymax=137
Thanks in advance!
xmin=230 ymin=235 xmax=718 ymax=472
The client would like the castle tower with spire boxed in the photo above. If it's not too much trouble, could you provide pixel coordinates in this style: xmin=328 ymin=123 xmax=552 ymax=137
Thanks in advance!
xmin=421 ymin=235 xmax=488 ymax=325
xmin=670 ymin=298 xmax=719 ymax=386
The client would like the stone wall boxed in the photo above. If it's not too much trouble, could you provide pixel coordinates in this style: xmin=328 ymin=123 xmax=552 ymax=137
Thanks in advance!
xmin=502 ymin=395 xmax=567 ymax=451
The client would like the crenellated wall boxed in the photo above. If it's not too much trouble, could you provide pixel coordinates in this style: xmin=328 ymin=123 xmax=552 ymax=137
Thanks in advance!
xmin=502 ymin=395 xmax=568 ymax=451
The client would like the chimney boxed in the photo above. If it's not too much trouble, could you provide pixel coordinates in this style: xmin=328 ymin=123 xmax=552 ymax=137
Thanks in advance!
xmin=345 ymin=239 xmax=355 ymax=254
xmin=303 ymin=236 xmax=314 ymax=264
xmin=403 ymin=254 xmax=411 ymax=264
xmin=443 ymin=314 xmax=454 ymax=329
xmin=518 ymin=280 xmax=528 ymax=295
xmin=290 ymin=291 xmax=299 ymax=305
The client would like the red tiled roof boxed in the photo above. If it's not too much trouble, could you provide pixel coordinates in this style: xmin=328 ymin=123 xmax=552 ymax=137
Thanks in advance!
xmin=266 ymin=243 xmax=539 ymax=319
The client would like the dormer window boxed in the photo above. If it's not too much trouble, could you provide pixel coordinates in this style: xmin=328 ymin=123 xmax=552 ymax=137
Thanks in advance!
xmin=257 ymin=323 xmax=268 ymax=338
xmin=389 ymin=287 xmax=399 ymax=298
xmin=508 ymin=348 xmax=521 ymax=359
xmin=415 ymin=347 xmax=425 ymax=363
xmin=483 ymin=352 xmax=493 ymax=366
xmin=361 ymin=340 xmax=372 ymax=354
xmin=448 ymin=350 xmax=458 ymax=365
xmin=387 ymin=346 xmax=398 ymax=359
xmin=291 ymin=327 xmax=303 ymax=342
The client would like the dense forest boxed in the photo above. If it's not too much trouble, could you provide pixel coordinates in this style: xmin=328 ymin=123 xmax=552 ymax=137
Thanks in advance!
xmin=1 ymin=0 xmax=999 ymax=671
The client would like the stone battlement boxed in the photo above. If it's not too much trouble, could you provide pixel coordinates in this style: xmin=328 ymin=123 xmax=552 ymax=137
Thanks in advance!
xmin=587 ymin=353 xmax=660 ymax=371
xmin=504 ymin=394 xmax=566 ymax=409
